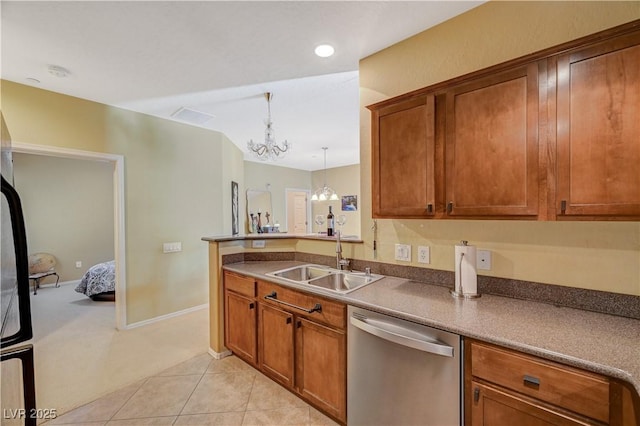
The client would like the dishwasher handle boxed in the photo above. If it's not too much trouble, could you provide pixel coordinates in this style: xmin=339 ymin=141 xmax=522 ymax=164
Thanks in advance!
xmin=350 ymin=314 xmax=454 ymax=357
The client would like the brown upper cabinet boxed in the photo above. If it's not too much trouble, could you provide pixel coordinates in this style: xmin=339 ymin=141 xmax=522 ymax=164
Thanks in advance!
xmin=554 ymin=31 xmax=640 ymax=219
xmin=444 ymin=62 xmax=541 ymax=218
xmin=369 ymin=20 xmax=640 ymax=221
xmin=371 ymin=94 xmax=437 ymax=218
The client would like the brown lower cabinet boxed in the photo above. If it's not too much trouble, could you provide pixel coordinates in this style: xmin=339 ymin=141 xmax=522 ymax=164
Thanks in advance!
xmin=224 ymin=272 xmax=258 ymax=367
xmin=466 ymin=339 xmax=639 ymax=426
xmin=225 ymin=271 xmax=638 ymax=426
xmin=224 ymin=271 xmax=347 ymax=424
xmin=258 ymin=303 xmax=294 ymax=387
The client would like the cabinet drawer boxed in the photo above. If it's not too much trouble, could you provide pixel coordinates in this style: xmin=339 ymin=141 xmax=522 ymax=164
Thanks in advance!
xmin=224 ymin=271 xmax=256 ymax=297
xmin=470 ymin=341 xmax=610 ymax=423
xmin=257 ymin=281 xmax=346 ymax=330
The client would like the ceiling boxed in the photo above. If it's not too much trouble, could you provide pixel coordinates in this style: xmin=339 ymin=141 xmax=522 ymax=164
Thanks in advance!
xmin=1 ymin=1 xmax=483 ymax=171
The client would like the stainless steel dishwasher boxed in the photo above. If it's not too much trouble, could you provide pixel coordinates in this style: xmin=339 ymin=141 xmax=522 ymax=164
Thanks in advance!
xmin=348 ymin=306 xmax=462 ymax=426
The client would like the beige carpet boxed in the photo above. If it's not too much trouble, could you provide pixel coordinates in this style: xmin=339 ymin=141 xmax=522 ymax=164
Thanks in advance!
xmin=30 ymin=281 xmax=209 ymax=416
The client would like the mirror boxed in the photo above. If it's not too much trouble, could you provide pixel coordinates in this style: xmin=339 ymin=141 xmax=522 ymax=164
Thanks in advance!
xmin=246 ymin=189 xmax=274 ymax=233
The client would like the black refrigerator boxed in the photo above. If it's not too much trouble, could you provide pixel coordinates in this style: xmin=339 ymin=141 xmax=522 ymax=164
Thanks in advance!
xmin=1 ymin=112 xmax=37 ymax=426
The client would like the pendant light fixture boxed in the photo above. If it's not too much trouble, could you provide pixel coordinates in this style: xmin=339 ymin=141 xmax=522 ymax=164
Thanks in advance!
xmin=311 ymin=147 xmax=339 ymax=201
xmin=247 ymin=92 xmax=291 ymax=161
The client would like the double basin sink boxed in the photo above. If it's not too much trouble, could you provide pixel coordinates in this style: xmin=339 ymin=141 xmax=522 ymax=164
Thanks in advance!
xmin=266 ymin=264 xmax=384 ymax=294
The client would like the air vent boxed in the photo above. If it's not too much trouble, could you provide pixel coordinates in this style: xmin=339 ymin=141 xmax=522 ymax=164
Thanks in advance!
xmin=170 ymin=107 xmax=215 ymax=125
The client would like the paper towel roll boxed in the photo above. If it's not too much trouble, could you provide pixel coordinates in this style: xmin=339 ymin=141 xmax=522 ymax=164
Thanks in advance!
xmin=455 ymin=241 xmax=477 ymax=296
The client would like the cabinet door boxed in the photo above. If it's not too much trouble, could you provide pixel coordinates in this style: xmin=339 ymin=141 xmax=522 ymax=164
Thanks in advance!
xmin=470 ymin=382 xmax=589 ymax=426
xmin=295 ymin=317 xmax=346 ymax=423
xmin=224 ymin=291 xmax=257 ymax=366
xmin=371 ymin=94 xmax=437 ymax=217
xmin=258 ymin=303 xmax=294 ymax=388
xmin=445 ymin=63 xmax=540 ymax=217
xmin=556 ymin=32 xmax=640 ymax=218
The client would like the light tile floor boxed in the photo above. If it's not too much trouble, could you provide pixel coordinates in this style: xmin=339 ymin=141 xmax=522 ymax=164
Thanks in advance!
xmin=44 ymin=354 xmax=339 ymax=426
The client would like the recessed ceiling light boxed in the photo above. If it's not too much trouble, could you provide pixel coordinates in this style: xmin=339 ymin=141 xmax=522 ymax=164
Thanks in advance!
xmin=315 ymin=44 xmax=335 ymax=58
xmin=26 ymin=77 xmax=41 ymax=84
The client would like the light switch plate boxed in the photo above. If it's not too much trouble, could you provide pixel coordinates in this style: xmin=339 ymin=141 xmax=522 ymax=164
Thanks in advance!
xmin=395 ymin=244 xmax=411 ymax=262
xmin=163 ymin=242 xmax=182 ymax=253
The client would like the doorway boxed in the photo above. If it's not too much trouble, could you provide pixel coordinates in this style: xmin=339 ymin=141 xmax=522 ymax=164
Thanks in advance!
xmin=12 ymin=142 xmax=127 ymax=329
xmin=285 ymin=189 xmax=311 ymax=234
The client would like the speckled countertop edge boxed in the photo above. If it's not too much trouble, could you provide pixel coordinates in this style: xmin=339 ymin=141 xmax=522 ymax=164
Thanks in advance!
xmin=223 ymin=261 xmax=640 ymax=397
xmin=202 ymin=234 xmax=363 ymax=243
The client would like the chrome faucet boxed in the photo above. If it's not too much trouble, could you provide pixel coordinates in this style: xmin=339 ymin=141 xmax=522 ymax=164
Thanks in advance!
xmin=336 ymin=231 xmax=350 ymax=270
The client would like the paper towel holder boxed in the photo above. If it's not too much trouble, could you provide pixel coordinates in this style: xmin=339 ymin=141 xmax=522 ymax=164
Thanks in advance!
xmin=450 ymin=289 xmax=481 ymax=299
xmin=450 ymin=241 xmax=481 ymax=299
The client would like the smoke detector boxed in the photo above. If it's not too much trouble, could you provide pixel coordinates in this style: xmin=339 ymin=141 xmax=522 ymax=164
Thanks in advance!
xmin=48 ymin=65 xmax=70 ymax=78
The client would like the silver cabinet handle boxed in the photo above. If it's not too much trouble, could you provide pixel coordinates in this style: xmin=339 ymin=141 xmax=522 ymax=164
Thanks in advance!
xmin=524 ymin=375 xmax=540 ymax=387
xmin=350 ymin=314 xmax=454 ymax=357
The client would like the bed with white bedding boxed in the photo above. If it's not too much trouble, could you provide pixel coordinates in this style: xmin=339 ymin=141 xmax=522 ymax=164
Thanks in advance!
xmin=75 ymin=260 xmax=115 ymax=300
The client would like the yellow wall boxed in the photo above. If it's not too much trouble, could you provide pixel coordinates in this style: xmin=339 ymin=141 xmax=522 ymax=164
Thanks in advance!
xmin=359 ymin=2 xmax=640 ymax=296
xmin=2 ymin=81 xmax=244 ymax=323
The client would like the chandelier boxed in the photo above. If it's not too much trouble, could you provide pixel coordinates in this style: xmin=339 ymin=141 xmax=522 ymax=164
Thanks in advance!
xmin=247 ymin=92 xmax=291 ymax=161
xmin=311 ymin=147 xmax=339 ymax=201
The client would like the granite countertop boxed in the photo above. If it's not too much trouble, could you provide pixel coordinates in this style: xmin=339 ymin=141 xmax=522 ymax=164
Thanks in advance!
xmin=223 ymin=261 xmax=640 ymax=397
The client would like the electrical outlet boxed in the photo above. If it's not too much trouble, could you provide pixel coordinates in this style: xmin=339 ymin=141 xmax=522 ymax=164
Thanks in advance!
xmin=417 ymin=246 xmax=430 ymax=264
xmin=395 ymin=244 xmax=411 ymax=262
xmin=252 ymin=240 xmax=266 ymax=248
xmin=477 ymin=250 xmax=492 ymax=270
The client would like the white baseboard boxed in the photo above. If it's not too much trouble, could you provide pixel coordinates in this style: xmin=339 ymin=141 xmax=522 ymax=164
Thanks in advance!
xmin=124 ymin=303 xmax=208 ymax=329
xmin=208 ymin=348 xmax=232 ymax=359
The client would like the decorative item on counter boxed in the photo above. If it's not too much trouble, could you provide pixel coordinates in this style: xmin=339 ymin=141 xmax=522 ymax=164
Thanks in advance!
xmin=451 ymin=240 xmax=480 ymax=299
xmin=258 ymin=212 xmax=272 ymax=233
xmin=327 ymin=206 xmax=335 ymax=237
xmin=249 ymin=213 xmax=256 ymax=233
xmin=257 ymin=211 xmax=263 ymax=234
xmin=314 ymin=214 xmax=325 ymax=235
